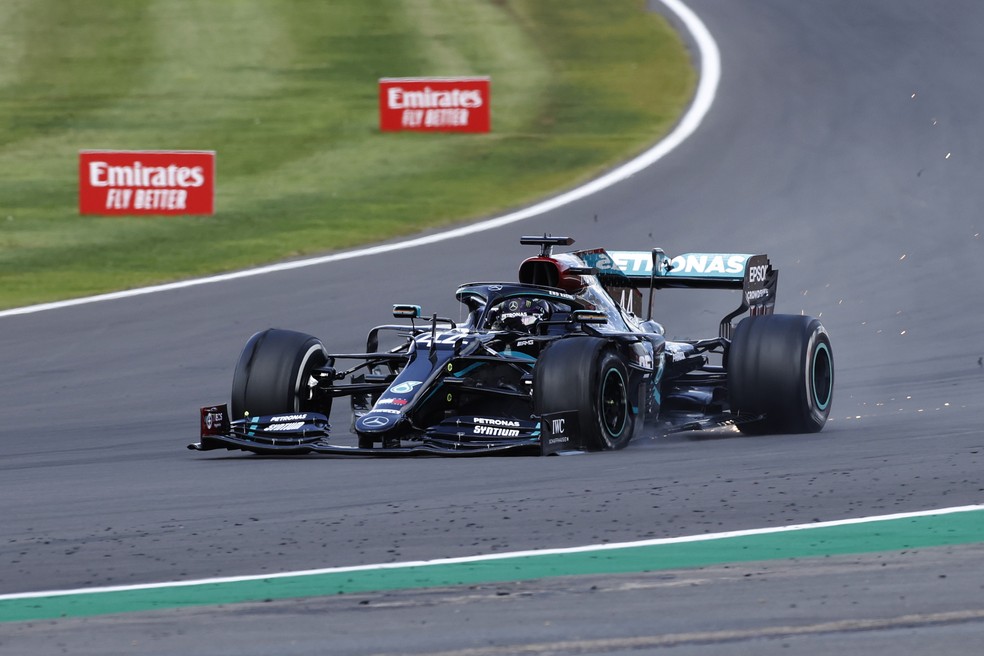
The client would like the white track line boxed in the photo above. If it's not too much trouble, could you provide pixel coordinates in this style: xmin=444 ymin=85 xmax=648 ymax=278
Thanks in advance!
xmin=1 ymin=504 xmax=981 ymax=601
xmin=0 ymin=0 xmax=720 ymax=320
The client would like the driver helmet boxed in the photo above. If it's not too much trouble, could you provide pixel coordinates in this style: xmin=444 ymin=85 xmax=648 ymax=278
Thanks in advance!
xmin=493 ymin=297 xmax=551 ymax=332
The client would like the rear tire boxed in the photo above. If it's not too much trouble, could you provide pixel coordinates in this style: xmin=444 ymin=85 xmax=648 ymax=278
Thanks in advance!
xmin=729 ymin=314 xmax=833 ymax=434
xmin=534 ymin=337 xmax=634 ymax=450
xmin=230 ymin=328 xmax=329 ymax=419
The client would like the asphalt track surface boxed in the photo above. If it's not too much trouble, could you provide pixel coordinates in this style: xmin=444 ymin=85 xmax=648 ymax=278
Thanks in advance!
xmin=3 ymin=0 xmax=984 ymax=653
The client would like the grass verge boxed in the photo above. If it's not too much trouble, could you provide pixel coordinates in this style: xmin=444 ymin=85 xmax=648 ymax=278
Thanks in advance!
xmin=0 ymin=0 xmax=694 ymax=309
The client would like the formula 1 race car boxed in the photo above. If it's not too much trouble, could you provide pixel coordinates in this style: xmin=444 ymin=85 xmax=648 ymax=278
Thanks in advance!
xmin=191 ymin=235 xmax=833 ymax=456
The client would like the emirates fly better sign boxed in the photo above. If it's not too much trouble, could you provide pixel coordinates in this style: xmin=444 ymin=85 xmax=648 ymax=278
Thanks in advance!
xmin=379 ymin=77 xmax=490 ymax=132
xmin=79 ymin=150 xmax=215 ymax=215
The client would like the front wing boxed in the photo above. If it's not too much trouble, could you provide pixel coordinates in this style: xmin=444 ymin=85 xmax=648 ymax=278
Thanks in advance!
xmin=190 ymin=405 xmax=579 ymax=457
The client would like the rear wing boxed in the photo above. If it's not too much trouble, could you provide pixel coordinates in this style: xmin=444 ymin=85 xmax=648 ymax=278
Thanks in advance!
xmin=576 ymin=248 xmax=778 ymax=338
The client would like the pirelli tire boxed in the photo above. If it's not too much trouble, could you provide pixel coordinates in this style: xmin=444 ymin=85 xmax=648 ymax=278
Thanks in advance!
xmin=728 ymin=314 xmax=834 ymax=434
xmin=534 ymin=337 xmax=635 ymax=451
xmin=230 ymin=328 xmax=329 ymax=420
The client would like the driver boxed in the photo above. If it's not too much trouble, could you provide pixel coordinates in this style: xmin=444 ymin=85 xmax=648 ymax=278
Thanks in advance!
xmin=489 ymin=297 xmax=552 ymax=333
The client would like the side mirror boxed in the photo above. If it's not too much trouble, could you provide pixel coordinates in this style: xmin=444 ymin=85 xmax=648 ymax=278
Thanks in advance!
xmin=393 ymin=304 xmax=422 ymax=319
xmin=571 ymin=309 xmax=607 ymax=324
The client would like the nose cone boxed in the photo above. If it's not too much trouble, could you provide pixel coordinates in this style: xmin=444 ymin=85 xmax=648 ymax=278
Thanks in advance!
xmin=355 ymin=412 xmax=398 ymax=433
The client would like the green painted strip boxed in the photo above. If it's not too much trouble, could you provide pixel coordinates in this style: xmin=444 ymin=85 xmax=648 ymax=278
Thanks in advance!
xmin=2 ymin=510 xmax=982 ymax=623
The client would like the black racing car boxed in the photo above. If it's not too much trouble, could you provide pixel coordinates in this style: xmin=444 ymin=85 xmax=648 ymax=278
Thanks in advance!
xmin=191 ymin=235 xmax=833 ymax=456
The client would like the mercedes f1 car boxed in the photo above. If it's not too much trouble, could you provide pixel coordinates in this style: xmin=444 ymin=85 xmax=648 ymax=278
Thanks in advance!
xmin=191 ymin=235 xmax=833 ymax=456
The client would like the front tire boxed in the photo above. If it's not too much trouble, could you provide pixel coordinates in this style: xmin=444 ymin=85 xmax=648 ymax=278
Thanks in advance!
xmin=728 ymin=314 xmax=834 ymax=434
xmin=230 ymin=328 xmax=329 ymax=419
xmin=534 ymin=337 xmax=634 ymax=450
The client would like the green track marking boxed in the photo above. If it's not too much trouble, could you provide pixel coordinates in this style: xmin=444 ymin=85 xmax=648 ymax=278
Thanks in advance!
xmin=2 ymin=507 xmax=982 ymax=623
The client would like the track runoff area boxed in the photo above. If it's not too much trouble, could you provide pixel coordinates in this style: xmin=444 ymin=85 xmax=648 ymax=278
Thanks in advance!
xmin=1 ymin=506 xmax=983 ymax=622
xmin=2 ymin=0 xmax=982 ymax=624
